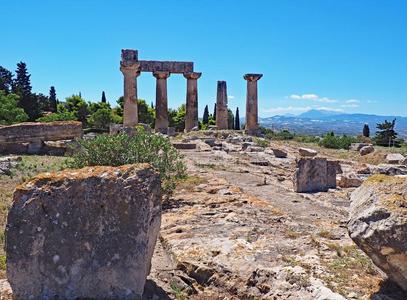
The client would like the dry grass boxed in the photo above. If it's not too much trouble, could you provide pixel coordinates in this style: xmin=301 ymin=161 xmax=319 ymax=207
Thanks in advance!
xmin=0 ymin=155 xmax=66 ymax=278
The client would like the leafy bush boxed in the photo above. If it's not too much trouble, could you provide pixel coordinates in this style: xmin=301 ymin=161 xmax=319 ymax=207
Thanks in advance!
xmin=0 ymin=91 xmax=28 ymax=124
xmin=261 ymin=127 xmax=295 ymax=140
xmin=37 ymin=111 xmax=77 ymax=122
xmin=293 ymin=135 xmax=320 ymax=143
xmin=319 ymin=132 xmax=358 ymax=149
xmin=67 ymin=131 xmax=186 ymax=196
xmin=253 ymin=137 xmax=269 ymax=148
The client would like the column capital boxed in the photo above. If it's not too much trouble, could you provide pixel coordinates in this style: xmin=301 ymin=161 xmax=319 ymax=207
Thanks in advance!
xmin=244 ymin=73 xmax=263 ymax=82
xmin=183 ymin=72 xmax=202 ymax=80
xmin=153 ymin=71 xmax=170 ymax=79
xmin=120 ymin=63 xmax=141 ymax=77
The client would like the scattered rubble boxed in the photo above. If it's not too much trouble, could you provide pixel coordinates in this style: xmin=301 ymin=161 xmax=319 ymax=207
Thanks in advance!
xmin=272 ymin=148 xmax=288 ymax=158
xmin=360 ymin=145 xmax=375 ymax=156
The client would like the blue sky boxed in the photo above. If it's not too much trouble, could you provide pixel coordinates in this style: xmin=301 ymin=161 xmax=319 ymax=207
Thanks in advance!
xmin=2 ymin=0 xmax=407 ymax=117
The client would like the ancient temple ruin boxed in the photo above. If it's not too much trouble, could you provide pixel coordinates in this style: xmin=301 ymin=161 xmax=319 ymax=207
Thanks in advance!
xmin=120 ymin=49 xmax=202 ymax=133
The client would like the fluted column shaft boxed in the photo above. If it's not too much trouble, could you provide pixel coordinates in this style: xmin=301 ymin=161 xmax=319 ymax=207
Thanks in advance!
xmin=183 ymin=72 xmax=202 ymax=132
xmin=120 ymin=66 xmax=140 ymax=127
xmin=153 ymin=71 xmax=171 ymax=133
xmin=244 ymin=74 xmax=263 ymax=134
xmin=216 ymin=81 xmax=228 ymax=130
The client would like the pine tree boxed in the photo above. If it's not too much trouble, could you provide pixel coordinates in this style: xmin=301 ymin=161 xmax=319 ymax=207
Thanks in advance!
xmin=101 ymin=91 xmax=107 ymax=103
xmin=362 ymin=123 xmax=370 ymax=137
xmin=235 ymin=107 xmax=240 ymax=130
xmin=12 ymin=62 xmax=40 ymax=120
xmin=0 ymin=66 xmax=13 ymax=93
xmin=374 ymin=119 xmax=399 ymax=147
xmin=49 ymin=86 xmax=57 ymax=112
xmin=213 ymin=103 xmax=217 ymax=120
xmin=203 ymin=105 xmax=209 ymax=124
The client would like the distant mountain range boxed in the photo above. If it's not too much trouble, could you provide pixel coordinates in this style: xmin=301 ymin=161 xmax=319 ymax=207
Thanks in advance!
xmin=259 ymin=109 xmax=407 ymax=138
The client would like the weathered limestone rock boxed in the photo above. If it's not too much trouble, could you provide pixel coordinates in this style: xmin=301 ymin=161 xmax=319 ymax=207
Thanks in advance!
xmin=360 ymin=145 xmax=375 ymax=156
xmin=172 ymin=142 xmax=197 ymax=150
xmin=0 ymin=121 xmax=82 ymax=144
xmin=244 ymin=74 xmax=262 ymax=135
xmin=299 ymin=147 xmax=318 ymax=157
xmin=120 ymin=49 xmax=141 ymax=127
xmin=6 ymin=164 xmax=161 ymax=299
xmin=0 ymin=156 xmax=21 ymax=175
xmin=327 ymin=160 xmax=342 ymax=189
xmin=154 ymin=71 xmax=171 ymax=134
xmin=195 ymin=140 xmax=212 ymax=152
xmin=348 ymin=175 xmax=407 ymax=291
xmin=215 ymin=81 xmax=228 ymax=130
xmin=272 ymin=148 xmax=288 ymax=158
xmin=338 ymin=173 xmax=363 ymax=188
xmin=184 ymin=72 xmax=202 ymax=132
xmin=386 ymin=153 xmax=405 ymax=164
xmin=350 ymin=143 xmax=370 ymax=151
xmin=293 ymin=158 xmax=328 ymax=192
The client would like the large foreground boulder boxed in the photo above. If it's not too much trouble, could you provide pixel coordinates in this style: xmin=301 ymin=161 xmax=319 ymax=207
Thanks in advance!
xmin=348 ymin=175 xmax=407 ymax=291
xmin=6 ymin=164 xmax=161 ymax=299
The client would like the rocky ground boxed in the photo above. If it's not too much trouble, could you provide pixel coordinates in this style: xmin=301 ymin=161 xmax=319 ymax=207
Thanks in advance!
xmin=1 ymin=132 xmax=407 ymax=299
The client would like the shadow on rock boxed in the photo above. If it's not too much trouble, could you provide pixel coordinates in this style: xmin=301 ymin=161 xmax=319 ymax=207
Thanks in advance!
xmin=143 ymin=279 xmax=171 ymax=300
xmin=371 ymin=279 xmax=407 ymax=300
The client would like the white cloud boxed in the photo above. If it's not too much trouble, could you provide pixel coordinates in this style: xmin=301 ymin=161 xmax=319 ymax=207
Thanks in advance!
xmin=314 ymin=106 xmax=344 ymax=112
xmin=341 ymin=103 xmax=359 ymax=108
xmin=262 ymin=106 xmax=312 ymax=114
xmin=290 ymin=94 xmax=337 ymax=103
xmin=228 ymin=95 xmax=235 ymax=100
xmin=345 ymin=99 xmax=360 ymax=104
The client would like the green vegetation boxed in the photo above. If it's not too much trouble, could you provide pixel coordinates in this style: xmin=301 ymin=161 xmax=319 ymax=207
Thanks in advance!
xmin=0 ymin=91 xmax=28 ymax=124
xmin=374 ymin=118 xmax=401 ymax=147
xmin=67 ymin=131 xmax=186 ymax=195
xmin=318 ymin=132 xmax=358 ymax=149
xmin=235 ymin=107 xmax=240 ymax=130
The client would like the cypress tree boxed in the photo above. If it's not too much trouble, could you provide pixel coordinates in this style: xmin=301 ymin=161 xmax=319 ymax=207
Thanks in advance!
xmin=12 ymin=62 xmax=40 ymax=120
xmin=49 ymin=86 xmax=57 ymax=112
xmin=151 ymin=101 xmax=154 ymax=109
xmin=203 ymin=105 xmax=209 ymax=124
xmin=101 ymin=91 xmax=107 ymax=103
xmin=213 ymin=103 xmax=217 ymax=120
xmin=235 ymin=107 xmax=240 ymax=130
xmin=0 ymin=66 xmax=13 ymax=93
xmin=362 ymin=123 xmax=370 ymax=137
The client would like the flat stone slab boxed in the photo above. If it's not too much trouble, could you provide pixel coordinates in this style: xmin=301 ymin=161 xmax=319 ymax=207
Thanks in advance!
xmin=172 ymin=143 xmax=197 ymax=150
xmin=0 ymin=121 xmax=82 ymax=144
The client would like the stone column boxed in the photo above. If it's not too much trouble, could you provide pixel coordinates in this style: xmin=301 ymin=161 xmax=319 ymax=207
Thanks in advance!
xmin=216 ymin=81 xmax=228 ymax=130
xmin=153 ymin=71 xmax=171 ymax=133
xmin=244 ymin=73 xmax=263 ymax=135
xmin=120 ymin=49 xmax=140 ymax=128
xmin=183 ymin=72 xmax=202 ymax=132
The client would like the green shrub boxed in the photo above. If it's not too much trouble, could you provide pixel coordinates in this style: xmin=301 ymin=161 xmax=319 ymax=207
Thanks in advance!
xmin=253 ymin=137 xmax=269 ymax=148
xmin=37 ymin=111 xmax=77 ymax=122
xmin=67 ymin=131 xmax=186 ymax=196
xmin=319 ymin=132 xmax=358 ymax=149
xmin=293 ymin=135 xmax=320 ymax=143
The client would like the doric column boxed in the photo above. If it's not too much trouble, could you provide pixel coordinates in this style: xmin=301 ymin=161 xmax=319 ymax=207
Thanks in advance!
xmin=120 ymin=49 xmax=140 ymax=127
xmin=244 ymin=73 xmax=263 ymax=135
xmin=153 ymin=71 xmax=171 ymax=133
xmin=216 ymin=81 xmax=228 ymax=130
xmin=183 ymin=72 xmax=202 ymax=132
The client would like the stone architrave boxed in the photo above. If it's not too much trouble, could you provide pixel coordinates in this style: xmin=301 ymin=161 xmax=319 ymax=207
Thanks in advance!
xmin=6 ymin=164 xmax=161 ymax=299
xmin=184 ymin=72 xmax=202 ymax=132
xmin=244 ymin=74 xmax=263 ymax=135
xmin=153 ymin=71 xmax=171 ymax=133
xmin=120 ymin=49 xmax=140 ymax=127
xmin=216 ymin=81 xmax=228 ymax=130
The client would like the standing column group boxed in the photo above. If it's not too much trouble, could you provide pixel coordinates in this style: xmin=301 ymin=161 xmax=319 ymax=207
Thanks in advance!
xmin=244 ymin=74 xmax=263 ymax=135
xmin=153 ymin=71 xmax=171 ymax=133
xmin=184 ymin=72 xmax=202 ymax=131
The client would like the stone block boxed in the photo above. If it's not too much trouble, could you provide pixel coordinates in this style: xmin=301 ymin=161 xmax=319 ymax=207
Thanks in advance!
xmin=299 ymin=147 xmax=318 ymax=157
xmin=293 ymin=158 xmax=328 ymax=193
xmin=6 ymin=164 xmax=161 ymax=299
